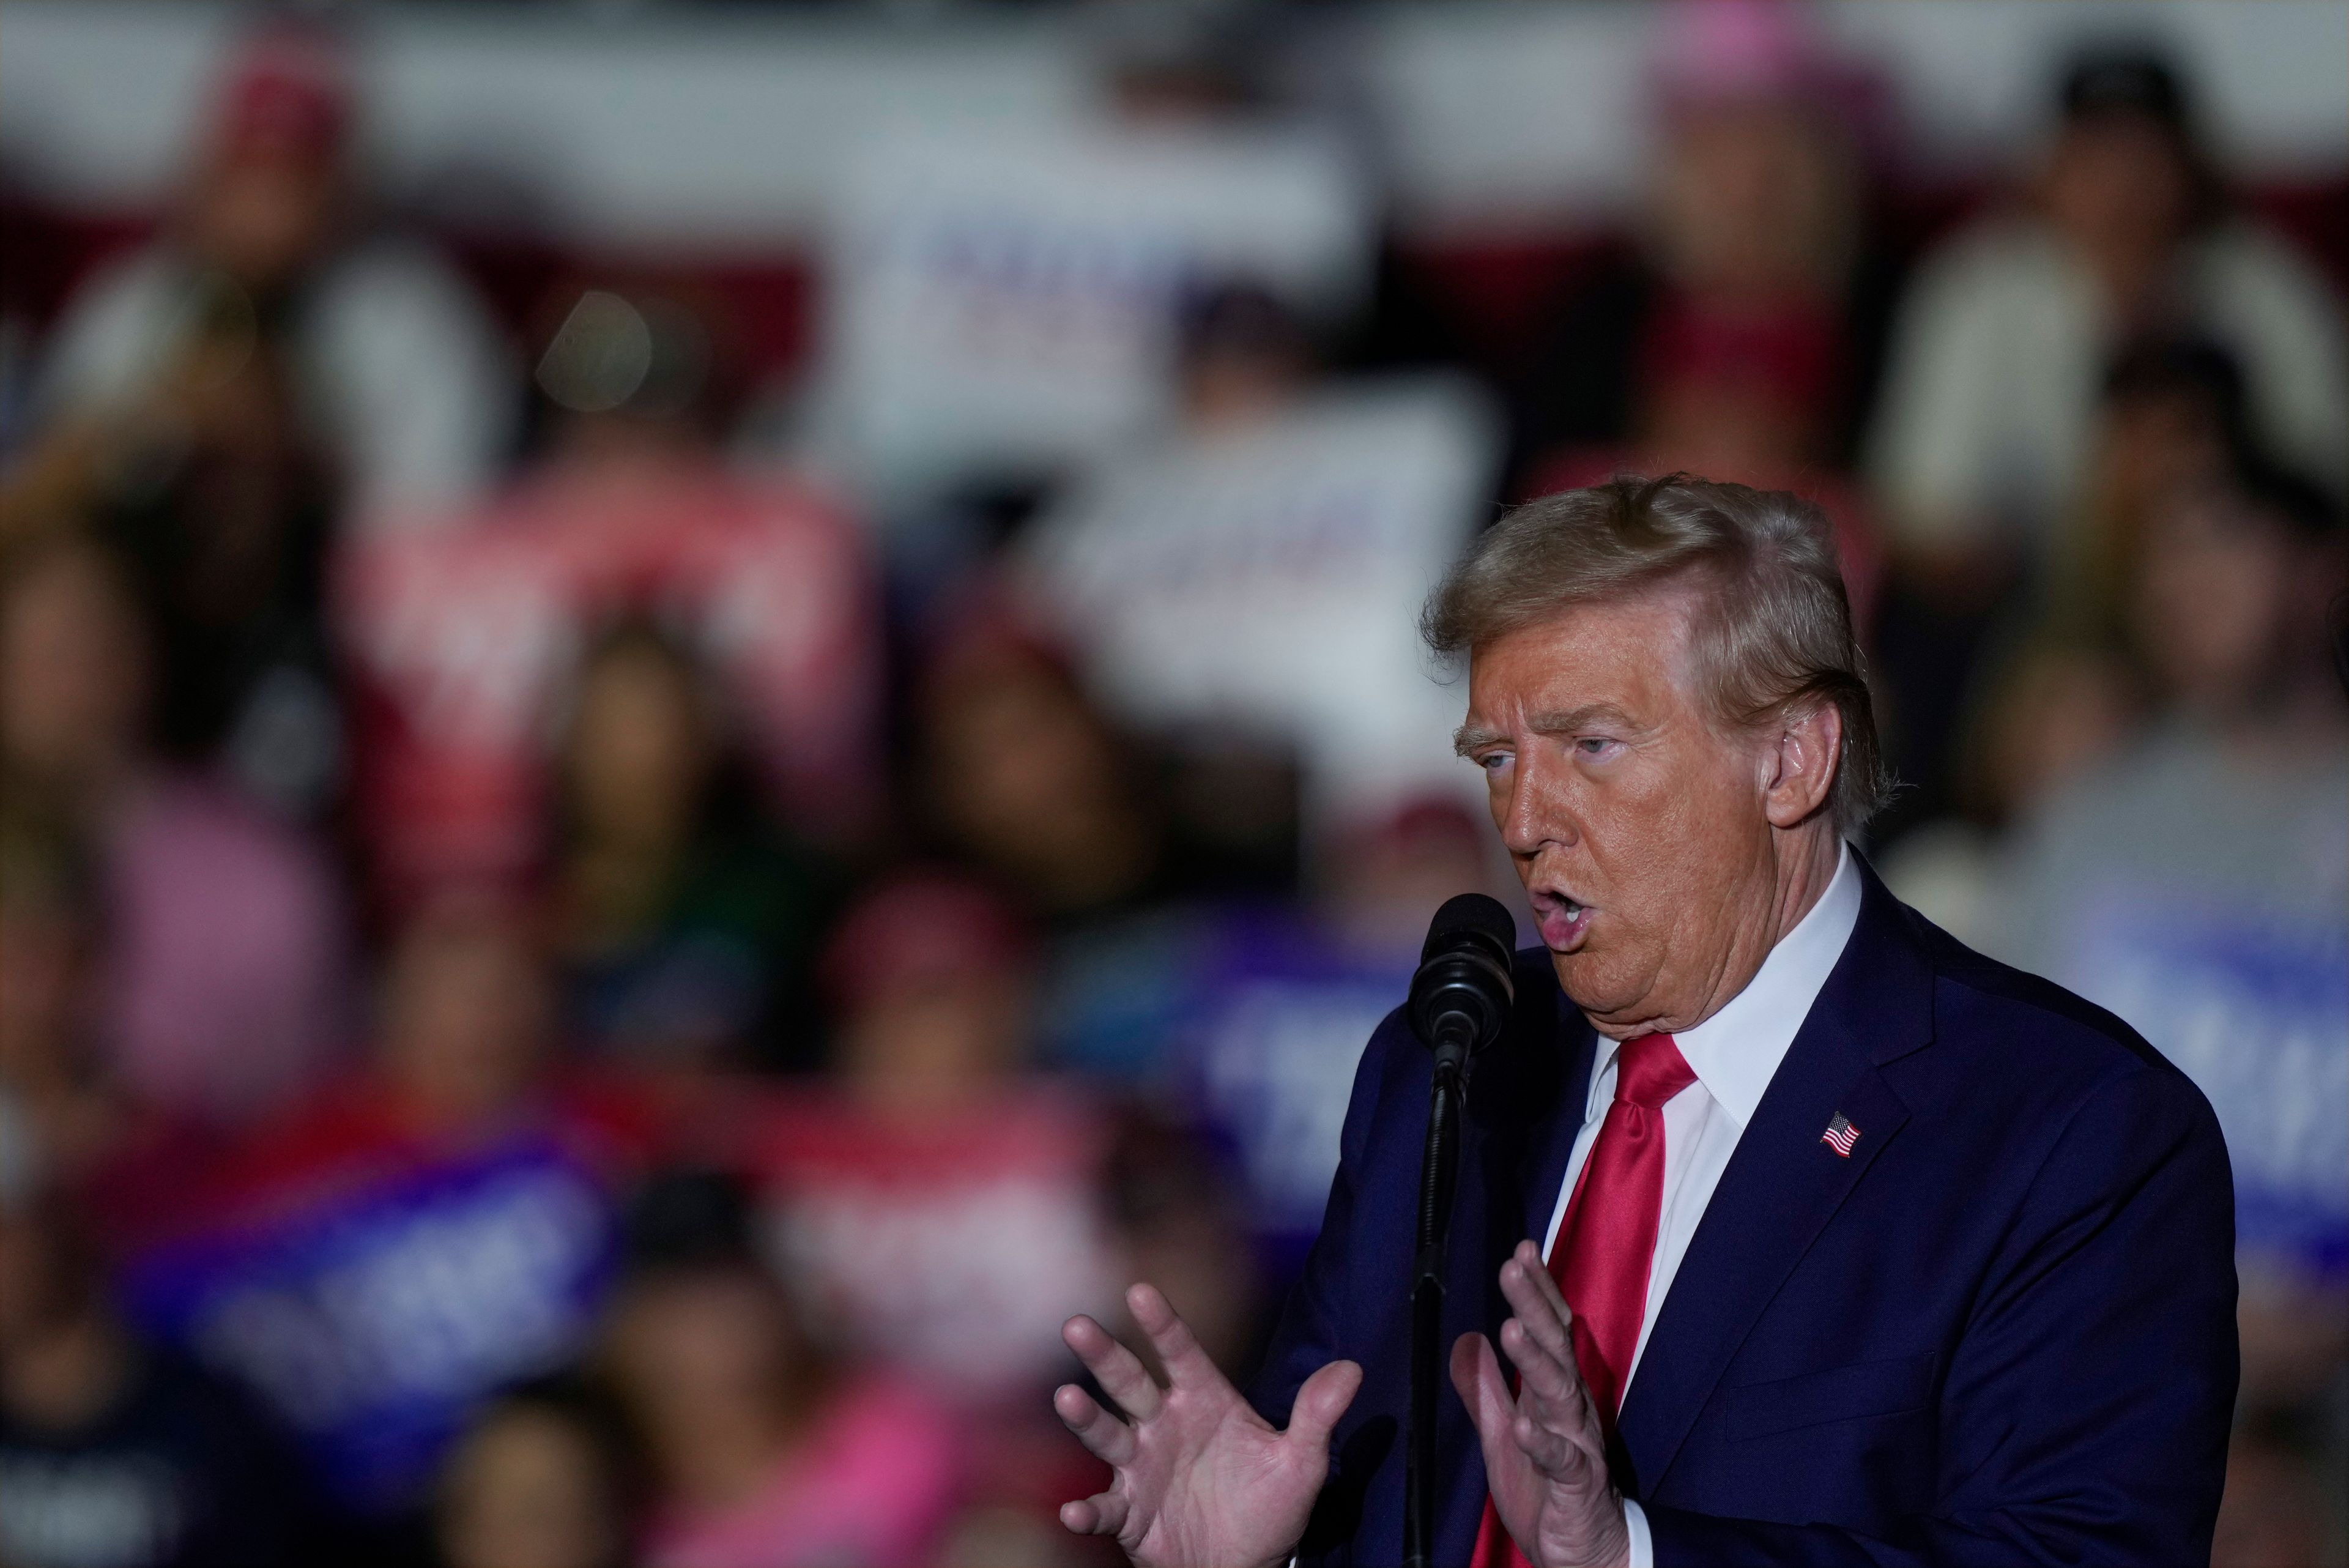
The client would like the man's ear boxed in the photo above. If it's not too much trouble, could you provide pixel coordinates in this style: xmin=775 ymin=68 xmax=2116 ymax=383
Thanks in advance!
xmin=1762 ymin=701 xmax=1842 ymax=828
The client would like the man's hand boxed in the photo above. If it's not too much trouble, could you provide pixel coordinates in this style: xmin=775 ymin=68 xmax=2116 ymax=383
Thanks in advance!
xmin=1056 ymin=1282 xmax=1362 ymax=1568
xmin=1450 ymin=1241 xmax=1632 ymax=1568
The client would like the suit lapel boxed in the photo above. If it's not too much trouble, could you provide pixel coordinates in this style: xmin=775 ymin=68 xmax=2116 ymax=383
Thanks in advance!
xmin=1464 ymin=954 xmax=1594 ymax=1305
xmin=1614 ymin=861 xmax=1935 ymax=1496
xmin=1512 ymin=972 xmax=1595 ymax=1250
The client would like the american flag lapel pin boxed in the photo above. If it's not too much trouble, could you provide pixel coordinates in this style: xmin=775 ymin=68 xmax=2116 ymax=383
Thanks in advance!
xmin=1821 ymin=1113 xmax=1861 ymax=1158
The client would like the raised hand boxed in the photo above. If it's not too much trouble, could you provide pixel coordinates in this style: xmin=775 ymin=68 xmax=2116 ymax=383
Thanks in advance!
xmin=1056 ymin=1282 xmax=1362 ymax=1568
xmin=1450 ymin=1241 xmax=1631 ymax=1568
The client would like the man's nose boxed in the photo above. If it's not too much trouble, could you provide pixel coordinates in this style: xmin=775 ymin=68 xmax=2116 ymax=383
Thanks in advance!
xmin=1498 ymin=752 xmax=1576 ymax=856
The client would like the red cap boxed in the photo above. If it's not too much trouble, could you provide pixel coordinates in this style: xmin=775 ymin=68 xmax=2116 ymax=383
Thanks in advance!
xmin=1651 ymin=0 xmax=1832 ymax=114
xmin=1640 ymin=300 xmax=1842 ymax=415
xmin=821 ymin=872 xmax=1031 ymax=1011
xmin=210 ymin=20 xmax=354 ymax=168
xmin=1649 ymin=0 xmax=1890 ymax=152
xmin=918 ymin=578 xmax=1085 ymax=707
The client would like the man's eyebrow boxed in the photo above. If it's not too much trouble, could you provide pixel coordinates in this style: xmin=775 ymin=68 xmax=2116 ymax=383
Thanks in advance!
xmin=1452 ymin=723 xmax=1505 ymax=758
xmin=1526 ymin=704 xmax=1638 ymax=734
xmin=1452 ymin=705 xmax=1642 ymax=757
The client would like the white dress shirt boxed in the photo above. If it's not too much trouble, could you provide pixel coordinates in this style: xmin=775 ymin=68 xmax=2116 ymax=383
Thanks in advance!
xmin=1542 ymin=844 xmax=1863 ymax=1568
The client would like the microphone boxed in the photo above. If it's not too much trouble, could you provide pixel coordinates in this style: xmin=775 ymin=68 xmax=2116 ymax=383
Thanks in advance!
xmin=1400 ymin=893 xmax=1515 ymax=1568
xmin=1408 ymin=893 xmax=1517 ymax=1076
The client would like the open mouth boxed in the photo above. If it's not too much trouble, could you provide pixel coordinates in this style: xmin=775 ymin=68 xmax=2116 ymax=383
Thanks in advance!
xmin=1532 ymin=893 xmax=1593 ymax=953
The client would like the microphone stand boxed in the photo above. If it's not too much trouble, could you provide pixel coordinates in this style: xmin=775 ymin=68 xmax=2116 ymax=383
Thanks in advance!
xmin=1403 ymin=1020 xmax=1473 ymax=1568
xmin=1400 ymin=892 xmax=1514 ymax=1568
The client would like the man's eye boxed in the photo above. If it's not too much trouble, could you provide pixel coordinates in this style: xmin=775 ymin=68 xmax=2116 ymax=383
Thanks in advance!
xmin=1576 ymin=737 xmax=1616 ymax=757
xmin=1479 ymin=751 xmax=1512 ymax=773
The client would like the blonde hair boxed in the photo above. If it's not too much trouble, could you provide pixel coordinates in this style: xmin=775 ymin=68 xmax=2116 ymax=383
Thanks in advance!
xmin=1423 ymin=474 xmax=1890 ymax=833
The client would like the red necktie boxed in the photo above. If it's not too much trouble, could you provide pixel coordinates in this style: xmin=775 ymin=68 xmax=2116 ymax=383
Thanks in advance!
xmin=1470 ymin=1033 xmax=1695 ymax=1568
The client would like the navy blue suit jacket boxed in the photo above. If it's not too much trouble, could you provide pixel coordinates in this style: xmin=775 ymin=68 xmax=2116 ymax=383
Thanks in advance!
xmin=1250 ymin=860 xmax=2238 ymax=1566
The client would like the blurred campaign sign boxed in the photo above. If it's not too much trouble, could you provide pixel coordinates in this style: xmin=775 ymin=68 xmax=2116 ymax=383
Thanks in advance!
xmin=2005 ymin=737 xmax=2349 ymax=1287
xmin=122 ymin=1134 xmax=619 ymax=1512
xmin=340 ymin=464 xmax=877 ymax=893
xmin=1168 ymin=912 xmax=1409 ymax=1279
xmin=1019 ymin=375 xmax=1497 ymax=834
xmin=819 ymin=124 xmax=1371 ymax=503
xmin=2059 ymin=893 xmax=2349 ymax=1283
xmin=748 ymin=1088 xmax=1118 ymax=1407
xmin=1036 ymin=901 xmax=1469 ymax=1291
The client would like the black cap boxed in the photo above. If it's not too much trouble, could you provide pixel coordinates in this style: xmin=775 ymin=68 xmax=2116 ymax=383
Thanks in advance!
xmin=2060 ymin=44 xmax=2193 ymax=132
xmin=620 ymin=1168 xmax=759 ymax=1276
xmin=2101 ymin=335 xmax=2247 ymax=425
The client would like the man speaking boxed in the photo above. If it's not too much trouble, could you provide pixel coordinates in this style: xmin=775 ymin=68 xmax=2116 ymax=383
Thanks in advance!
xmin=1052 ymin=476 xmax=2237 ymax=1566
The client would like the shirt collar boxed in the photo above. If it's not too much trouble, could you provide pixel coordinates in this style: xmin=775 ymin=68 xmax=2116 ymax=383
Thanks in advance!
xmin=1587 ymin=841 xmax=1863 ymax=1128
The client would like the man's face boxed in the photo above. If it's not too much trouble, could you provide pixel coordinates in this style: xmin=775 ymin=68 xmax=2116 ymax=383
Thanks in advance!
xmin=382 ymin=906 xmax=551 ymax=1122
xmin=1655 ymin=100 xmax=1846 ymax=298
xmin=2131 ymin=489 xmax=2297 ymax=712
xmin=2043 ymin=117 xmax=2193 ymax=262
xmin=188 ymin=152 xmax=341 ymax=294
xmin=1457 ymin=592 xmax=1782 ymax=1036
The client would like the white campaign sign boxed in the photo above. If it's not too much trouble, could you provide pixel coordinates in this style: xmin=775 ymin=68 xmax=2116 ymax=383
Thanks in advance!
xmin=1020 ymin=374 xmax=1497 ymax=830
xmin=819 ymin=123 xmax=1372 ymax=503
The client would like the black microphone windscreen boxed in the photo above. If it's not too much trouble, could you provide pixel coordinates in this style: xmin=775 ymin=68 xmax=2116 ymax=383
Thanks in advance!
xmin=1422 ymin=893 xmax=1516 ymax=964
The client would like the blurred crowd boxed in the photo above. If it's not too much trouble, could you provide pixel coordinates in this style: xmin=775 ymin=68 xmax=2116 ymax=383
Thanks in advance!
xmin=1 ymin=5 xmax=2343 ymax=1567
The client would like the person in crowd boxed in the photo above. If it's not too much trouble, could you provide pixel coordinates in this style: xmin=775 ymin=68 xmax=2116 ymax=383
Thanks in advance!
xmin=1511 ymin=3 xmax=1901 ymax=756
xmin=17 ymin=18 xmax=514 ymax=524
xmin=916 ymin=601 xmax=1168 ymax=931
xmin=0 ymin=826 xmax=121 ymax=1192
xmin=0 ymin=533 xmax=349 ymax=1134
xmin=749 ymin=875 xmax=1119 ymax=1525
xmin=1876 ymin=633 xmax=2145 ymax=952
xmin=1173 ymin=281 xmax=1320 ymax=436
xmin=1515 ymin=0 xmax=1895 ymax=481
xmin=434 ymin=1374 xmax=644 ymax=1568
xmin=820 ymin=875 xmax=1041 ymax=1128
xmin=1 ymin=1138 xmax=321 ymax=1567
xmin=1873 ymin=332 xmax=2268 ymax=842
xmin=116 ymin=890 xmax=657 ymax=1522
xmin=1868 ymin=43 xmax=2348 ymax=590
xmin=548 ymin=619 xmax=842 ymax=1076
xmin=1870 ymin=342 xmax=2221 ymax=937
xmin=2061 ymin=336 xmax=2259 ymax=623
xmin=210 ymin=889 xmax=658 ymax=1181
xmin=911 ymin=597 xmax=1258 ymax=1091
xmin=336 ymin=280 xmax=878 ymax=901
xmin=0 ymin=819 xmax=229 ymax=1252
xmin=7 ymin=293 xmax=345 ymax=819
xmin=1998 ymin=458 xmax=2346 ymax=1410
xmin=535 ymin=277 xmax=878 ymax=844
xmin=1522 ymin=308 xmax=1886 ymax=640
xmin=1099 ymin=1105 xmax=1266 ymax=1388
xmin=600 ymin=1169 xmax=964 ymax=1568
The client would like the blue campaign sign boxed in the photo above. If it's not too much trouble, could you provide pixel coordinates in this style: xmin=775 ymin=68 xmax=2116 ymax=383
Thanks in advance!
xmin=1171 ymin=911 xmax=1411 ymax=1279
xmin=2062 ymin=890 xmax=2349 ymax=1283
xmin=1039 ymin=902 xmax=1406 ymax=1284
xmin=122 ymin=1135 xmax=619 ymax=1512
